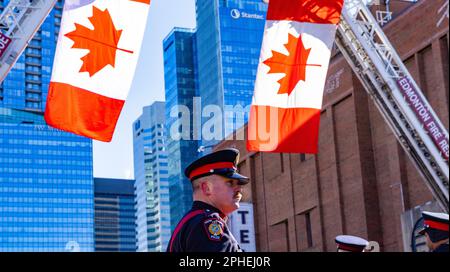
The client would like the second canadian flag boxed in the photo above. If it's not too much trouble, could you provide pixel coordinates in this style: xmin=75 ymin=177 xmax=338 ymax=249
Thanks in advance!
xmin=247 ymin=0 xmax=344 ymax=153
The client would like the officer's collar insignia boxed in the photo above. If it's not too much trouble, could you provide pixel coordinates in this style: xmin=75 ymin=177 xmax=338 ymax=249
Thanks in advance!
xmin=203 ymin=219 xmax=224 ymax=241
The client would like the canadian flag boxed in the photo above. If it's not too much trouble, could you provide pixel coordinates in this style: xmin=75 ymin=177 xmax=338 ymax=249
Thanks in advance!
xmin=44 ymin=0 xmax=151 ymax=142
xmin=247 ymin=0 xmax=343 ymax=153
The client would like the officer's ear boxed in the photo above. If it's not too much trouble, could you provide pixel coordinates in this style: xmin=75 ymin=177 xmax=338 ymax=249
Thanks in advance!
xmin=200 ymin=180 xmax=212 ymax=196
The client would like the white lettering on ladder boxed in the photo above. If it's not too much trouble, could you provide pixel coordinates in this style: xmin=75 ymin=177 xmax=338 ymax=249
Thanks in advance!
xmin=398 ymin=77 xmax=449 ymax=160
xmin=399 ymin=78 xmax=431 ymax=123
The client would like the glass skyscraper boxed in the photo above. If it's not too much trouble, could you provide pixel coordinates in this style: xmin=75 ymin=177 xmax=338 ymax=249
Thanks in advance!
xmin=0 ymin=0 xmax=95 ymax=252
xmin=163 ymin=28 xmax=198 ymax=234
xmin=195 ymin=0 xmax=267 ymax=146
xmin=0 ymin=108 xmax=94 ymax=252
xmin=94 ymin=178 xmax=137 ymax=252
xmin=133 ymin=102 xmax=170 ymax=252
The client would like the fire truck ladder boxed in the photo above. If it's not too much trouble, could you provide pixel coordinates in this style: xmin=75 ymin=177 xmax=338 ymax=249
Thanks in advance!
xmin=0 ymin=0 xmax=57 ymax=83
xmin=335 ymin=0 xmax=449 ymax=212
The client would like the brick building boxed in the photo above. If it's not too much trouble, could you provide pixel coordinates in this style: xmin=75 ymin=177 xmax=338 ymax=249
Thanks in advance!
xmin=215 ymin=0 xmax=449 ymax=252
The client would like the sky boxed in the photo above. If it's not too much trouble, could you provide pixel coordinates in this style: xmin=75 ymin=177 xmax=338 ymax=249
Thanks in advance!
xmin=92 ymin=0 xmax=196 ymax=179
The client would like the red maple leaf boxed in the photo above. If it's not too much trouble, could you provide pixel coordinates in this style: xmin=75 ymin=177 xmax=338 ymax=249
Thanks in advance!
xmin=263 ymin=33 xmax=321 ymax=95
xmin=64 ymin=6 xmax=133 ymax=77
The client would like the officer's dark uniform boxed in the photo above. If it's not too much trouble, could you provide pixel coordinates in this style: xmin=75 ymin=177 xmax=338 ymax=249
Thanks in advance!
xmin=166 ymin=148 xmax=249 ymax=252
xmin=335 ymin=235 xmax=369 ymax=252
xmin=433 ymin=242 xmax=449 ymax=252
xmin=418 ymin=211 xmax=449 ymax=252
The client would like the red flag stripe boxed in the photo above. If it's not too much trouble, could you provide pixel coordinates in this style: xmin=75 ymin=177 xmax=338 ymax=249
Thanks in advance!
xmin=129 ymin=0 xmax=151 ymax=5
xmin=266 ymin=0 xmax=344 ymax=25
xmin=247 ymin=105 xmax=320 ymax=153
xmin=44 ymin=82 xmax=124 ymax=142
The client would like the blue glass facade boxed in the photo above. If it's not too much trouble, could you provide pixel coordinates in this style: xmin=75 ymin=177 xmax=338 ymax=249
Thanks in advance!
xmin=195 ymin=0 xmax=267 ymax=146
xmin=133 ymin=102 xmax=170 ymax=252
xmin=94 ymin=178 xmax=137 ymax=252
xmin=0 ymin=108 xmax=94 ymax=252
xmin=0 ymin=0 xmax=95 ymax=252
xmin=163 ymin=28 xmax=198 ymax=233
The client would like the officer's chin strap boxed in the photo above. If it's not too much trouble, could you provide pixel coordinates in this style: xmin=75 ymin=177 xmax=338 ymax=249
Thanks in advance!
xmin=365 ymin=241 xmax=380 ymax=252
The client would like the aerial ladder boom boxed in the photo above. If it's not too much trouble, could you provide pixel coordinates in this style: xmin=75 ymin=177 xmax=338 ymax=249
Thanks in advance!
xmin=0 ymin=0 xmax=57 ymax=83
xmin=335 ymin=0 xmax=449 ymax=212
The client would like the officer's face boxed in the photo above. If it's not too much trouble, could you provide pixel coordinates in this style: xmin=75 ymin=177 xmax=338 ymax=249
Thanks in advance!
xmin=208 ymin=175 xmax=243 ymax=215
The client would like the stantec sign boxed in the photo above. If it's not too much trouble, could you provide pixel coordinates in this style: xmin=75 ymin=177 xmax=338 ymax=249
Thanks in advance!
xmin=230 ymin=9 xmax=264 ymax=20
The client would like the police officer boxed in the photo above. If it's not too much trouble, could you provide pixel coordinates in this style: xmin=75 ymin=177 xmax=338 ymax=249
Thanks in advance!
xmin=166 ymin=148 xmax=249 ymax=252
xmin=335 ymin=235 xmax=369 ymax=252
xmin=418 ymin=211 xmax=449 ymax=252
